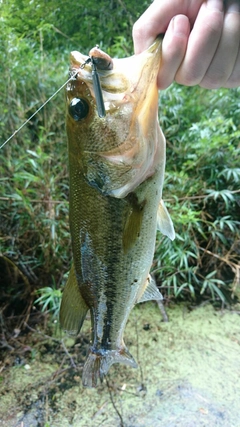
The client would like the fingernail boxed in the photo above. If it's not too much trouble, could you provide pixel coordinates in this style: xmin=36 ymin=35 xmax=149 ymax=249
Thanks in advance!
xmin=172 ymin=15 xmax=190 ymax=37
xmin=206 ymin=0 xmax=224 ymax=12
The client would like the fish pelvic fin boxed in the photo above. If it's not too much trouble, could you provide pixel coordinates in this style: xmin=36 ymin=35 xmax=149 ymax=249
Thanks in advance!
xmin=137 ymin=274 xmax=163 ymax=303
xmin=60 ymin=264 xmax=89 ymax=335
xmin=157 ymin=199 xmax=175 ymax=241
xmin=82 ymin=345 xmax=137 ymax=388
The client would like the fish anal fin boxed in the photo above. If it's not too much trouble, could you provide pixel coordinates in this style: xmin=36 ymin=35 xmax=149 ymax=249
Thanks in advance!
xmin=157 ymin=199 xmax=175 ymax=241
xmin=82 ymin=345 xmax=137 ymax=388
xmin=137 ymin=274 xmax=163 ymax=303
xmin=60 ymin=264 xmax=88 ymax=335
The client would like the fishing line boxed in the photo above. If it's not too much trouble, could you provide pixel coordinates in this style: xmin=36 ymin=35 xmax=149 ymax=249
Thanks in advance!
xmin=0 ymin=71 xmax=78 ymax=150
xmin=1 ymin=56 xmax=106 ymax=150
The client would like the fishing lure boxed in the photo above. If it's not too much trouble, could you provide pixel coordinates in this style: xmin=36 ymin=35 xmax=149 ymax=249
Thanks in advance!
xmin=80 ymin=55 xmax=106 ymax=118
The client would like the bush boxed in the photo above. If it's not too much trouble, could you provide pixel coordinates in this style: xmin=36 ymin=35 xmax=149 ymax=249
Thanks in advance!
xmin=154 ymin=85 xmax=240 ymax=303
xmin=0 ymin=24 xmax=71 ymax=299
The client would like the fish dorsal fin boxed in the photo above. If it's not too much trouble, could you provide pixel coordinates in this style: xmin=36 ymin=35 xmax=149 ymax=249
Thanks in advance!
xmin=137 ymin=275 xmax=163 ymax=303
xmin=60 ymin=264 xmax=89 ymax=335
xmin=157 ymin=199 xmax=175 ymax=241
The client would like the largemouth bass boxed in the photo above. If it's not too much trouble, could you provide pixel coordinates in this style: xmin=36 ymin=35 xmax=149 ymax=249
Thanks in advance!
xmin=60 ymin=37 xmax=175 ymax=387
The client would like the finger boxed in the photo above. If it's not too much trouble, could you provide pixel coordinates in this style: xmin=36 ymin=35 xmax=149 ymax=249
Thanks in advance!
xmin=224 ymin=0 xmax=240 ymax=88
xmin=132 ymin=0 xmax=203 ymax=54
xmin=200 ymin=1 xmax=240 ymax=88
xmin=157 ymin=15 xmax=190 ymax=89
xmin=226 ymin=43 xmax=240 ymax=88
xmin=176 ymin=0 xmax=224 ymax=86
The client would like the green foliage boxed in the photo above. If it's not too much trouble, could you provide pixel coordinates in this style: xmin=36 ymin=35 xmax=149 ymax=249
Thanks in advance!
xmin=0 ymin=8 xmax=70 ymax=290
xmin=154 ymin=85 xmax=240 ymax=303
xmin=35 ymin=281 xmax=62 ymax=318
xmin=1 ymin=0 xmax=148 ymax=52
xmin=0 ymin=0 xmax=239 ymax=313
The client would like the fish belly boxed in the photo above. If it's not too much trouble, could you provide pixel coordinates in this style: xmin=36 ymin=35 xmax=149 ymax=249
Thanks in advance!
xmin=68 ymin=161 xmax=162 ymax=387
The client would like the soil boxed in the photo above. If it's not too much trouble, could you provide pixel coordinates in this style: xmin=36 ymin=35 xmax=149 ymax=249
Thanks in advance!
xmin=0 ymin=302 xmax=240 ymax=427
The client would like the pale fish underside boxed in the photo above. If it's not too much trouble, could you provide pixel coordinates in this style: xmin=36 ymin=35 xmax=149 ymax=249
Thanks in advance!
xmin=60 ymin=36 xmax=175 ymax=387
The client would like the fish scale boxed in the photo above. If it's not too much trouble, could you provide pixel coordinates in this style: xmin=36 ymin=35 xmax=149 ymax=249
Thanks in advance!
xmin=60 ymin=36 xmax=175 ymax=387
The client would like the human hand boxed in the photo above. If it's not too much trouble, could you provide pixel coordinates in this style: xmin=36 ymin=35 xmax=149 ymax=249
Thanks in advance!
xmin=133 ymin=0 xmax=240 ymax=89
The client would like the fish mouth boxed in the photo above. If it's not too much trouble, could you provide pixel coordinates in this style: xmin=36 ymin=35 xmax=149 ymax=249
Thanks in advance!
xmin=68 ymin=37 xmax=163 ymax=110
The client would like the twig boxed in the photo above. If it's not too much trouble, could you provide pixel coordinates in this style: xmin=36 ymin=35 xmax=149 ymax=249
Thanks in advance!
xmin=199 ymin=246 xmax=239 ymax=270
xmin=134 ymin=318 xmax=145 ymax=389
xmin=164 ymin=189 xmax=240 ymax=202
xmin=91 ymin=401 xmax=108 ymax=420
xmin=0 ymin=339 xmax=15 ymax=351
xmin=0 ymin=196 xmax=67 ymax=204
xmin=1 ymin=188 xmax=239 ymax=205
xmin=116 ymin=387 xmax=139 ymax=397
xmin=45 ymin=393 xmax=49 ymax=426
xmin=61 ymin=339 xmax=77 ymax=368
xmin=157 ymin=300 xmax=169 ymax=322
xmin=24 ymin=322 xmax=60 ymax=342
xmin=24 ymin=322 xmax=78 ymax=368
xmin=105 ymin=376 xmax=125 ymax=427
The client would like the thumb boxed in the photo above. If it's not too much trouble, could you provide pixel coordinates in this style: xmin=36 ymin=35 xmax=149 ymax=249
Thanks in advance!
xmin=132 ymin=0 xmax=203 ymax=54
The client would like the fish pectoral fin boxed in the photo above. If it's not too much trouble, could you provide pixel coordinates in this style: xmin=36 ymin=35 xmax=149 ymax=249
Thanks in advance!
xmin=137 ymin=274 xmax=163 ymax=303
xmin=123 ymin=209 xmax=142 ymax=253
xmin=60 ymin=264 xmax=89 ymax=335
xmin=157 ymin=199 xmax=175 ymax=241
xmin=123 ymin=195 xmax=146 ymax=253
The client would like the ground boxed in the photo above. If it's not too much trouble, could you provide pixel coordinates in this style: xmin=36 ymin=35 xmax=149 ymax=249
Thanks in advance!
xmin=1 ymin=302 xmax=240 ymax=427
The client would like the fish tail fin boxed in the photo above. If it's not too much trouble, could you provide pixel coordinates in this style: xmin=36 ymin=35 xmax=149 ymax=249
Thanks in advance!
xmin=82 ymin=345 xmax=137 ymax=387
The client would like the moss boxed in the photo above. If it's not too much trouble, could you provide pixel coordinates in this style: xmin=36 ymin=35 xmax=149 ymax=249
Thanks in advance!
xmin=1 ymin=303 xmax=240 ymax=426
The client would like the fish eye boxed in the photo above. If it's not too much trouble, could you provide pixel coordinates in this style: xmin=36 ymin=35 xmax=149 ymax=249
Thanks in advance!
xmin=68 ymin=98 xmax=89 ymax=121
